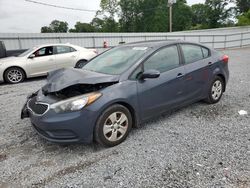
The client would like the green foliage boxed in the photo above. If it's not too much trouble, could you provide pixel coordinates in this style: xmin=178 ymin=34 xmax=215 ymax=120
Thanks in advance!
xmin=41 ymin=0 xmax=241 ymax=33
xmin=205 ymin=0 xmax=233 ymax=28
xmin=118 ymin=0 xmax=192 ymax=32
xmin=235 ymin=0 xmax=250 ymax=14
xmin=69 ymin=22 xmax=95 ymax=32
xmin=237 ymin=9 xmax=250 ymax=26
xmin=172 ymin=0 xmax=193 ymax=31
xmin=41 ymin=20 xmax=68 ymax=33
xmin=41 ymin=26 xmax=52 ymax=33
xmin=191 ymin=4 xmax=210 ymax=27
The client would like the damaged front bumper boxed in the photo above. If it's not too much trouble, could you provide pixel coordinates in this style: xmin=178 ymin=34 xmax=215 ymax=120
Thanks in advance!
xmin=21 ymin=92 xmax=38 ymax=119
xmin=21 ymin=93 xmax=98 ymax=144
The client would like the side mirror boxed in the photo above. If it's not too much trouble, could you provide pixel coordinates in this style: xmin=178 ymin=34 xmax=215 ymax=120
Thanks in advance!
xmin=141 ymin=69 xmax=160 ymax=79
xmin=29 ymin=54 xmax=35 ymax=59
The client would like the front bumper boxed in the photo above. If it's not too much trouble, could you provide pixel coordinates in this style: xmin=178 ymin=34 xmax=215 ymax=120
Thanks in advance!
xmin=0 ymin=68 xmax=4 ymax=83
xmin=21 ymin=96 xmax=98 ymax=144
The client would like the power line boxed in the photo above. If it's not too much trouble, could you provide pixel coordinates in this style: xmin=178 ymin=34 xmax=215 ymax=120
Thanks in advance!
xmin=25 ymin=0 xmax=169 ymax=14
xmin=25 ymin=0 xmax=97 ymax=12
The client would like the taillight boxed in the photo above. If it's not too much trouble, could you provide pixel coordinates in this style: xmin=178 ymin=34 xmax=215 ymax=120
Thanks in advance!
xmin=221 ymin=55 xmax=229 ymax=63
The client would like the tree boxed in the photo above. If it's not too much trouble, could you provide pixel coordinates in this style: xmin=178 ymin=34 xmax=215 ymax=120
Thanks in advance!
xmin=119 ymin=0 xmax=192 ymax=32
xmin=96 ymin=0 xmax=120 ymax=32
xmin=205 ymin=0 xmax=233 ymax=28
xmin=41 ymin=26 xmax=52 ymax=33
xmin=91 ymin=17 xmax=105 ymax=32
xmin=69 ymin=22 xmax=95 ymax=32
xmin=41 ymin=20 xmax=68 ymax=33
xmin=172 ymin=0 xmax=193 ymax=31
xmin=191 ymin=4 xmax=210 ymax=29
xmin=235 ymin=0 xmax=250 ymax=14
xmin=119 ymin=0 xmax=142 ymax=32
xmin=237 ymin=9 xmax=250 ymax=25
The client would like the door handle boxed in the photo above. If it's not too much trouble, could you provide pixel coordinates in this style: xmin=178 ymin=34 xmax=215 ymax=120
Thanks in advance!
xmin=71 ymin=55 xmax=76 ymax=58
xmin=208 ymin=62 xmax=213 ymax=66
xmin=48 ymin=58 xmax=53 ymax=61
xmin=177 ymin=73 xmax=184 ymax=78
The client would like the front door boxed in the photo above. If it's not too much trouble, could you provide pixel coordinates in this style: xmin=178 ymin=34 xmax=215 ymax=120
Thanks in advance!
xmin=27 ymin=46 xmax=56 ymax=77
xmin=137 ymin=45 xmax=186 ymax=120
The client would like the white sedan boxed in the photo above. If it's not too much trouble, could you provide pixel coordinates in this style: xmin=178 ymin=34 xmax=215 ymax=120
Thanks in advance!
xmin=0 ymin=43 xmax=98 ymax=84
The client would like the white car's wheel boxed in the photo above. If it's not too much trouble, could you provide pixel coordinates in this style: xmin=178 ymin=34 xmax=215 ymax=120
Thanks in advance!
xmin=4 ymin=67 xmax=25 ymax=84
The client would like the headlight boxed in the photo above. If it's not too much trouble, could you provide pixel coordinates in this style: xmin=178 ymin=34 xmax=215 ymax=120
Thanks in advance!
xmin=50 ymin=92 xmax=102 ymax=113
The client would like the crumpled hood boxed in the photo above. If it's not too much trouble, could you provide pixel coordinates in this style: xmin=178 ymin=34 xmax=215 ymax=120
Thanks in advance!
xmin=42 ymin=68 xmax=120 ymax=93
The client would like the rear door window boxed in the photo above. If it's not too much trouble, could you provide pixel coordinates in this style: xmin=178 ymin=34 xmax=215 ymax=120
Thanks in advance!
xmin=144 ymin=45 xmax=180 ymax=73
xmin=56 ymin=46 xmax=73 ymax=54
xmin=181 ymin=44 xmax=204 ymax=64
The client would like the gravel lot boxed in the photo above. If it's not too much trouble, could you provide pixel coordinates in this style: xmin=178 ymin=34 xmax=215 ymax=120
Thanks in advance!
xmin=0 ymin=48 xmax=249 ymax=188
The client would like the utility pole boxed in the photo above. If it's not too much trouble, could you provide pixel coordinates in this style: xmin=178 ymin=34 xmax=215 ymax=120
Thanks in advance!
xmin=169 ymin=5 xmax=172 ymax=32
xmin=168 ymin=0 xmax=176 ymax=33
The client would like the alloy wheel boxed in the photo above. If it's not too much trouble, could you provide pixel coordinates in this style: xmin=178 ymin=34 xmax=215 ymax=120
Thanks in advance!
xmin=103 ymin=112 xmax=129 ymax=142
xmin=7 ymin=69 xmax=23 ymax=83
xmin=211 ymin=80 xmax=223 ymax=101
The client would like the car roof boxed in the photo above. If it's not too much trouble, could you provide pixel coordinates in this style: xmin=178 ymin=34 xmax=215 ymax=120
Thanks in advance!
xmin=120 ymin=40 xmax=209 ymax=49
xmin=34 ymin=43 xmax=81 ymax=49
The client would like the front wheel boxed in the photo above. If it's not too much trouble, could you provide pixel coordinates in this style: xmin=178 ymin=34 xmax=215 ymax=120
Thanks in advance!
xmin=4 ymin=67 xmax=25 ymax=84
xmin=205 ymin=76 xmax=224 ymax=104
xmin=94 ymin=104 xmax=132 ymax=147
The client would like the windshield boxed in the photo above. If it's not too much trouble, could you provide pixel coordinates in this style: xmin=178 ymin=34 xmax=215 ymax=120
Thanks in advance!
xmin=18 ymin=47 xmax=36 ymax=57
xmin=83 ymin=46 xmax=148 ymax=75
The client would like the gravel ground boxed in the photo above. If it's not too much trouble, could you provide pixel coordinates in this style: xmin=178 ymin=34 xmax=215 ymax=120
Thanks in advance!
xmin=0 ymin=48 xmax=249 ymax=188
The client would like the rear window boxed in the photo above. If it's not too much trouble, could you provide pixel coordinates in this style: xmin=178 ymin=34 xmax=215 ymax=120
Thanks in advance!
xmin=202 ymin=47 xmax=210 ymax=58
xmin=181 ymin=44 xmax=210 ymax=64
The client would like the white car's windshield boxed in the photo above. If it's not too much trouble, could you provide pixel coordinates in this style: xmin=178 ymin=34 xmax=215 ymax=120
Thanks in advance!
xmin=18 ymin=48 xmax=36 ymax=57
xmin=83 ymin=46 xmax=148 ymax=75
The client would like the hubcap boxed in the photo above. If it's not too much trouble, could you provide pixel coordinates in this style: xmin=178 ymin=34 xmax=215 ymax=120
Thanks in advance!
xmin=7 ymin=69 xmax=22 ymax=83
xmin=211 ymin=80 xmax=222 ymax=100
xmin=103 ymin=112 xmax=128 ymax=142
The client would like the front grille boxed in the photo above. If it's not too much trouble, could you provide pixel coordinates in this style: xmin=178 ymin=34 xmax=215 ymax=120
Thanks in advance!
xmin=28 ymin=97 xmax=49 ymax=115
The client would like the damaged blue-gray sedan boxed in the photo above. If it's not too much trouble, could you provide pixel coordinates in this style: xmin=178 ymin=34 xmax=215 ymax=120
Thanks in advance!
xmin=21 ymin=40 xmax=229 ymax=147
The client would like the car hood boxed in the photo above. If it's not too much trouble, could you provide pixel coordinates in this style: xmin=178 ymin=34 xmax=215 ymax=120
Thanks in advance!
xmin=42 ymin=68 xmax=120 ymax=94
xmin=0 ymin=56 xmax=20 ymax=64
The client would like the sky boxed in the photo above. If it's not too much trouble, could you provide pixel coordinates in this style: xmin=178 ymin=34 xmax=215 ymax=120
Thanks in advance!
xmin=0 ymin=0 xmax=205 ymax=33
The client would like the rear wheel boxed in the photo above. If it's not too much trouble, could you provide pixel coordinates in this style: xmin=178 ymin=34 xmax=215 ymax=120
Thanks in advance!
xmin=94 ymin=104 xmax=132 ymax=147
xmin=205 ymin=76 xmax=224 ymax=104
xmin=75 ymin=60 xmax=88 ymax=68
xmin=4 ymin=67 xmax=25 ymax=84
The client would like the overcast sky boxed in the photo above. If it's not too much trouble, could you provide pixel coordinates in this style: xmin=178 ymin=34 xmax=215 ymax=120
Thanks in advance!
xmin=0 ymin=0 xmax=205 ymax=33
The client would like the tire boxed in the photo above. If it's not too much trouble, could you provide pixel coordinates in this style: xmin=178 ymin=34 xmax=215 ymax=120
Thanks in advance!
xmin=94 ymin=104 xmax=132 ymax=147
xmin=205 ymin=76 xmax=224 ymax=104
xmin=75 ymin=60 xmax=88 ymax=68
xmin=4 ymin=67 xmax=25 ymax=84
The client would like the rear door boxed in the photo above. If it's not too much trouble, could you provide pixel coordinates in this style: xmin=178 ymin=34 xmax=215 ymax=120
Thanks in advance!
xmin=136 ymin=45 xmax=186 ymax=120
xmin=180 ymin=44 xmax=212 ymax=101
xmin=54 ymin=45 xmax=78 ymax=69
xmin=27 ymin=46 xmax=56 ymax=77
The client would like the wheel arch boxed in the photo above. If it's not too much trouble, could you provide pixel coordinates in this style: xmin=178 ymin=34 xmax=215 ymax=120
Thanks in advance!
xmin=115 ymin=101 xmax=139 ymax=128
xmin=94 ymin=100 xmax=140 ymax=132
xmin=216 ymin=74 xmax=226 ymax=92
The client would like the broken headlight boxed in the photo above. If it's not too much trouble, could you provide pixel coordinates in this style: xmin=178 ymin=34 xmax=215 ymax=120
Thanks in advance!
xmin=50 ymin=92 xmax=102 ymax=113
